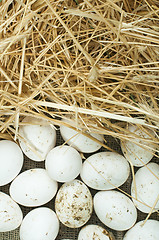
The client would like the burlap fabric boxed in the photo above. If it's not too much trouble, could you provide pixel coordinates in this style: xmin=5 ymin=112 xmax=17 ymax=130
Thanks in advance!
xmin=0 ymin=131 xmax=158 ymax=240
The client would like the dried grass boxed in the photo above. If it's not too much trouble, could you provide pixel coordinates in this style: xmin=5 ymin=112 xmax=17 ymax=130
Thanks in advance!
xmin=0 ymin=0 xmax=159 ymax=222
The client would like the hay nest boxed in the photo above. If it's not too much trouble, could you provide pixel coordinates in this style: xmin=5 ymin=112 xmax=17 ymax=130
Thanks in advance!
xmin=0 ymin=0 xmax=159 ymax=149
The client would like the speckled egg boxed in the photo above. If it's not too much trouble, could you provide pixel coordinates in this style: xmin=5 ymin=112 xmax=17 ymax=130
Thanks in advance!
xmin=55 ymin=179 xmax=93 ymax=228
xmin=94 ymin=190 xmax=137 ymax=231
xmin=78 ymin=224 xmax=115 ymax=240
xmin=80 ymin=151 xmax=130 ymax=190
xmin=0 ymin=192 xmax=23 ymax=232
xmin=9 ymin=168 xmax=58 ymax=207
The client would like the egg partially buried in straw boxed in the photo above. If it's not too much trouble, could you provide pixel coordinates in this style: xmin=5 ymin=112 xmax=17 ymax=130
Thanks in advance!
xmin=19 ymin=116 xmax=56 ymax=161
xmin=55 ymin=179 xmax=93 ymax=228
xmin=60 ymin=118 xmax=103 ymax=153
xmin=121 ymin=124 xmax=155 ymax=167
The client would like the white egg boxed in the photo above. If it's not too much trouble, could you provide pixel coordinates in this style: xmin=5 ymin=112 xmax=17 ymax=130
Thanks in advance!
xmin=80 ymin=151 xmax=130 ymax=190
xmin=0 ymin=140 xmax=23 ymax=186
xmin=123 ymin=219 xmax=159 ymax=240
xmin=121 ymin=124 xmax=155 ymax=167
xmin=78 ymin=224 xmax=115 ymax=240
xmin=94 ymin=190 xmax=137 ymax=231
xmin=9 ymin=168 xmax=58 ymax=207
xmin=20 ymin=207 xmax=59 ymax=240
xmin=0 ymin=192 xmax=23 ymax=232
xmin=45 ymin=145 xmax=82 ymax=182
xmin=55 ymin=179 xmax=93 ymax=228
xmin=19 ymin=116 xmax=56 ymax=161
xmin=131 ymin=162 xmax=159 ymax=213
xmin=60 ymin=119 xmax=103 ymax=153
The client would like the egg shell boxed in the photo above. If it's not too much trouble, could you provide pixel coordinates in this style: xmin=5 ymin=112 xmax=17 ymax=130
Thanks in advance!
xmin=131 ymin=162 xmax=159 ymax=213
xmin=0 ymin=192 xmax=23 ymax=232
xmin=9 ymin=168 xmax=58 ymax=207
xmin=0 ymin=140 xmax=24 ymax=186
xmin=94 ymin=190 xmax=137 ymax=231
xmin=78 ymin=224 xmax=115 ymax=240
xmin=19 ymin=116 xmax=56 ymax=161
xmin=19 ymin=207 xmax=59 ymax=240
xmin=55 ymin=179 xmax=93 ymax=228
xmin=45 ymin=145 xmax=82 ymax=182
xmin=60 ymin=119 xmax=103 ymax=153
xmin=80 ymin=151 xmax=130 ymax=190
xmin=123 ymin=219 xmax=159 ymax=240
xmin=121 ymin=125 xmax=155 ymax=167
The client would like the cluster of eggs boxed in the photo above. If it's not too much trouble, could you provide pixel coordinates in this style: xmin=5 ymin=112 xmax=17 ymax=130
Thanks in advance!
xmin=0 ymin=116 xmax=159 ymax=240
